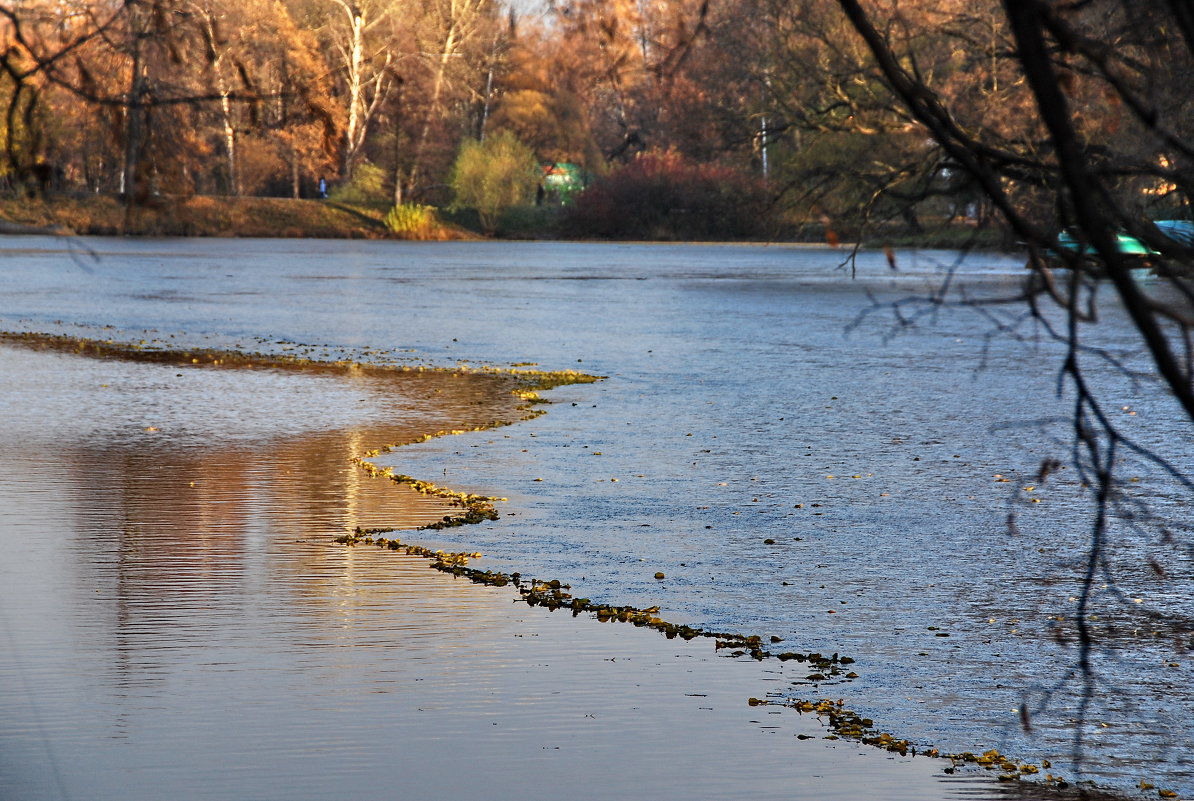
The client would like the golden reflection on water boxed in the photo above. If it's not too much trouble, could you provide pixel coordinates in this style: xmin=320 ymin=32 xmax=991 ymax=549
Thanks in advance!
xmin=1 ymin=340 xmax=525 ymax=649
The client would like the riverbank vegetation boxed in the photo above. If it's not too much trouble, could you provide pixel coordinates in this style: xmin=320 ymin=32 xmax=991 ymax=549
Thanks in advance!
xmin=0 ymin=193 xmax=404 ymax=237
xmin=0 ymin=0 xmax=1116 ymax=246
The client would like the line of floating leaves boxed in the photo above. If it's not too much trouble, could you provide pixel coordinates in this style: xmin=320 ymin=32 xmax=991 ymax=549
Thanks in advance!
xmin=343 ymin=518 xmax=1117 ymax=791
xmin=334 ymin=526 xmax=857 ymax=679
xmin=349 ymin=462 xmax=503 ymax=528
xmin=745 ymin=696 xmax=1097 ymax=789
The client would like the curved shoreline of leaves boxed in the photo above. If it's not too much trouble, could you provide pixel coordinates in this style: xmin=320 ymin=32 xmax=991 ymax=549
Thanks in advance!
xmin=339 ymin=447 xmax=1169 ymax=800
xmin=338 ymin=525 xmax=1150 ymax=796
xmin=334 ymin=526 xmax=855 ymax=670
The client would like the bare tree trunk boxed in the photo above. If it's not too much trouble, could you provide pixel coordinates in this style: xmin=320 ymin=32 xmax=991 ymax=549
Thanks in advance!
xmin=122 ymin=76 xmax=146 ymax=230
xmin=392 ymin=87 xmax=404 ymax=206
xmin=291 ymin=144 xmax=300 ymax=198
xmin=330 ymin=0 xmax=393 ymax=181
xmin=220 ymin=88 xmax=238 ymax=195
xmin=342 ymin=2 xmax=365 ymax=178
xmin=121 ymin=0 xmax=154 ymax=230
xmin=407 ymin=23 xmax=457 ymax=195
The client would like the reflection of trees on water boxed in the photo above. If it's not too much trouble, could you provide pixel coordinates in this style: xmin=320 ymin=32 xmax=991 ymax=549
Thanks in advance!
xmin=59 ymin=361 xmax=523 ymax=688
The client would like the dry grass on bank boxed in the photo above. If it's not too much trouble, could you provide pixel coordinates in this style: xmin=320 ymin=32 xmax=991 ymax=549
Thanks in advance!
xmin=0 ymin=194 xmax=476 ymax=239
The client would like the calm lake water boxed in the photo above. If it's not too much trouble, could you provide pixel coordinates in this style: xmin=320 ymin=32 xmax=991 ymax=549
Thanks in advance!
xmin=0 ymin=237 xmax=1190 ymax=799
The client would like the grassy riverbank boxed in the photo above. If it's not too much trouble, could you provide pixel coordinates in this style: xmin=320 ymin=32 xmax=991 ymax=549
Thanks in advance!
xmin=0 ymin=194 xmax=454 ymax=239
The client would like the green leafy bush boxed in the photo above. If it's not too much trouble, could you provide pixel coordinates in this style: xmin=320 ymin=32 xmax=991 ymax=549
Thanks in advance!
xmin=450 ymin=132 xmax=539 ymax=233
xmin=328 ymin=162 xmax=387 ymax=206
xmin=384 ymin=203 xmax=440 ymax=239
xmin=562 ymin=151 xmax=775 ymax=240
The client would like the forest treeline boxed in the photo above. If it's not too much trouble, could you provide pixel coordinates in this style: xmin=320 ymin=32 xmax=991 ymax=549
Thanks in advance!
xmin=0 ymin=0 xmax=1188 ymax=240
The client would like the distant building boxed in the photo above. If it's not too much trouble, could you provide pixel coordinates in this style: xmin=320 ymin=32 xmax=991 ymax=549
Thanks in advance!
xmin=539 ymin=162 xmax=588 ymax=205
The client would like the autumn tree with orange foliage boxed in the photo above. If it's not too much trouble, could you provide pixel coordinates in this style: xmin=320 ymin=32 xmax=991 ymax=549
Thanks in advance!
xmin=0 ymin=0 xmax=338 ymax=214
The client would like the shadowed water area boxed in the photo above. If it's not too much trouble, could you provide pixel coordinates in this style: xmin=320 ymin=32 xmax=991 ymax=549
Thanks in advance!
xmin=0 ymin=237 xmax=1190 ymax=799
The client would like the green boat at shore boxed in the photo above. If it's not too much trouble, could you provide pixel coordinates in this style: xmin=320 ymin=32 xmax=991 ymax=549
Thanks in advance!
xmin=1049 ymin=219 xmax=1194 ymax=273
